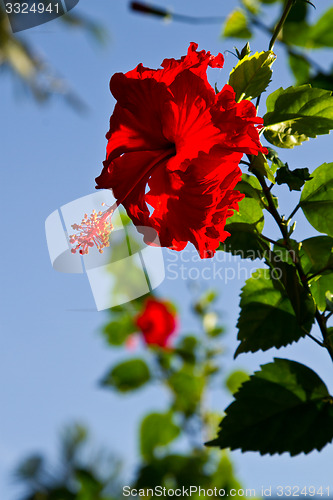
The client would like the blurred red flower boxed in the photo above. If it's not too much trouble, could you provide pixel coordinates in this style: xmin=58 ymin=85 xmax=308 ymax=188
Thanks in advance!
xmin=136 ymin=297 xmax=176 ymax=347
xmin=96 ymin=43 xmax=265 ymax=258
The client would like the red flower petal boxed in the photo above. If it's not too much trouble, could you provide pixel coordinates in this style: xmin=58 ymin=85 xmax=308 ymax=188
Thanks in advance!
xmin=96 ymin=43 xmax=266 ymax=258
xmin=136 ymin=297 xmax=177 ymax=347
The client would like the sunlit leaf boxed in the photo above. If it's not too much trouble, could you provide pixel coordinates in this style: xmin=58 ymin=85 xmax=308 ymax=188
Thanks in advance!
xmin=241 ymin=0 xmax=260 ymax=15
xmin=263 ymin=85 xmax=333 ymax=148
xmin=225 ymin=370 xmax=250 ymax=394
xmin=223 ymin=9 xmax=252 ymax=39
xmin=300 ymin=163 xmax=333 ymax=237
xmin=228 ymin=50 xmax=276 ymax=101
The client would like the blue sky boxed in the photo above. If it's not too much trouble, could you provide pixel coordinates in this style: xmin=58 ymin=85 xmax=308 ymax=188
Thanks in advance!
xmin=1 ymin=0 xmax=333 ymax=497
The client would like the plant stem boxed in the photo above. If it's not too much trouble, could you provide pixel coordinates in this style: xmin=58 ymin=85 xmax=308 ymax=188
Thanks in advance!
xmin=269 ymin=0 xmax=295 ymax=51
xmin=261 ymin=234 xmax=285 ymax=248
xmin=306 ymin=332 xmax=324 ymax=348
xmin=287 ymin=203 xmax=301 ymax=223
xmin=306 ymin=267 xmax=330 ymax=282
xmin=253 ymin=168 xmax=333 ymax=362
xmin=250 ymin=17 xmax=325 ymax=74
xmin=255 ymin=0 xmax=295 ymax=109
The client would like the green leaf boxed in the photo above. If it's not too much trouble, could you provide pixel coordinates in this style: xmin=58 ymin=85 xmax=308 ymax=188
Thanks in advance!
xmin=326 ymin=292 xmax=333 ymax=312
xmin=235 ymin=268 xmax=312 ymax=356
xmin=220 ymin=223 xmax=267 ymax=260
xmin=308 ymin=7 xmax=333 ymax=48
xmin=75 ymin=468 xmax=103 ymax=498
xmin=275 ymin=164 xmax=312 ymax=191
xmin=140 ymin=412 xmax=180 ymax=460
xmin=241 ymin=0 xmax=260 ymax=15
xmin=207 ymin=358 xmax=333 ymax=455
xmin=101 ymin=359 xmax=150 ymax=392
xmin=300 ymin=163 xmax=333 ymax=237
xmin=299 ymin=236 xmax=333 ymax=311
xmin=135 ymin=454 xmax=208 ymax=490
xmin=267 ymin=254 xmax=316 ymax=329
xmin=273 ymin=239 xmax=299 ymax=266
xmin=193 ymin=289 xmax=218 ymax=315
xmin=265 ymin=147 xmax=286 ymax=169
xmin=250 ymin=151 xmax=276 ymax=183
xmin=227 ymin=179 xmax=265 ymax=231
xmin=229 ymin=50 xmax=276 ymax=102
xmin=288 ymin=52 xmax=311 ymax=85
xmin=219 ymin=175 xmax=266 ymax=258
xmin=102 ymin=315 xmax=136 ymax=346
xmin=175 ymin=336 xmax=198 ymax=364
xmin=286 ymin=0 xmax=308 ymax=23
xmin=300 ymin=236 xmax=333 ymax=275
xmin=282 ymin=21 xmax=310 ymax=48
xmin=225 ymin=370 xmax=250 ymax=394
xmin=223 ymin=9 xmax=252 ymax=39
xmin=236 ymin=173 xmax=263 ymax=200
xmin=310 ymin=274 xmax=333 ymax=311
xmin=210 ymin=454 xmax=242 ymax=491
xmin=282 ymin=1 xmax=309 ymax=48
xmin=263 ymin=85 xmax=333 ymax=148
xmin=220 ymin=175 xmax=266 ymax=259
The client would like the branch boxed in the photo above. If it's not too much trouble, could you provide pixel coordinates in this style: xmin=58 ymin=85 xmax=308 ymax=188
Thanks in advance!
xmin=252 ymin=168 xmax=333 ymax=362
xmin=287 ymin=203 xmax=301 ymax=223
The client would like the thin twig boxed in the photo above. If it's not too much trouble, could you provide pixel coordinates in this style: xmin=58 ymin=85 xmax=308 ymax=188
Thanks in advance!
xmin=253 ymin=169 xmax=333 ymax=362
xmin=260 ymin=234 xmax=285 ymax=248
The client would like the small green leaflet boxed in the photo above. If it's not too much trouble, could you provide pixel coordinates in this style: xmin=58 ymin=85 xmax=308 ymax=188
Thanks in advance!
xmin=308 ymin=7 xmax=333 ymax=49
xmin=207 ymin=358 xmax=333 ymax=456
xmin=263 ymin=85 xmax=333 ymax=148
xmin=229 ymin=50 xmax=276 ymax=102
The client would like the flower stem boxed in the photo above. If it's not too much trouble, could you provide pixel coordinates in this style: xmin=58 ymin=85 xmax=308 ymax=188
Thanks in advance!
xmin=255 ymin=0 xmax=295 ymax=109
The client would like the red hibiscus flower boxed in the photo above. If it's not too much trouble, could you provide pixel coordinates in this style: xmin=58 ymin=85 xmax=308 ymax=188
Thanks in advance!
xmin=136 ymin=297 xmax=177 ymax=347
xmin=96 ymin=43 xmax=265 ymax=258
